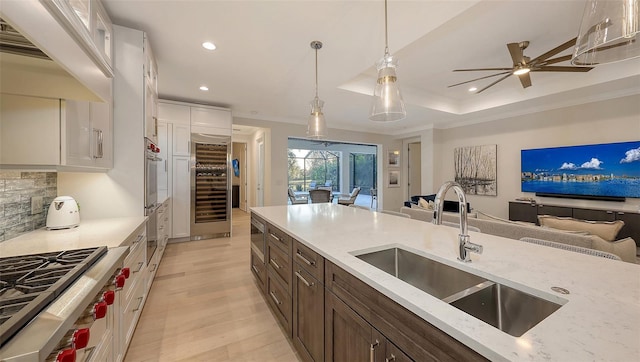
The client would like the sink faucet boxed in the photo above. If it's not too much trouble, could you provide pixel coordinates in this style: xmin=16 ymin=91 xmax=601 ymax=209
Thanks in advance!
xmin=433 ymin=181 xmax=483 ymax=262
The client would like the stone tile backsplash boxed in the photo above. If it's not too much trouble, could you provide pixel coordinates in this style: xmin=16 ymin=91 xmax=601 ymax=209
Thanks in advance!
xmin=0 ymin=171 xmax=57 ymax=242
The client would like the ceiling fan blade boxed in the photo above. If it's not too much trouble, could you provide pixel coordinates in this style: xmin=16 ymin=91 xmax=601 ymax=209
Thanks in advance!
xmin=518 ymin=73 xmax=532 ymax=88
xmin=453 ymin=68 xmax=513 ymax=72
xmin=529 ymin=37 xmax=577 ymax=65
xmin=532 ymin=66 xmax=593 ymax=72
xmin=537 ymin=54 xmax=572 ymax=66
xmin=507 ymin=42 xmax=525 ymax=65
xmin=476 ymin=73 xmax=512 ymax=94
xmin=447 ymin=71 xmax=511 ymax=88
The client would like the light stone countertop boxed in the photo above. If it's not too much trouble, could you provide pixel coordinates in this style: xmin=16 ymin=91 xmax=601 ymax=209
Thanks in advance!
xmin=0 ymin=216 xmax=147 ymax=257
xmin=252 ymin=204 xmax=640 ymax=362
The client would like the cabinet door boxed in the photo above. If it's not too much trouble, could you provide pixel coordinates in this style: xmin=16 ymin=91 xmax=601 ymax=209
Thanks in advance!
xmin=158 ymin=102 xmax=190 ymax=125
xmin=190 ymin=106 xmax=231 ymax=129
xmin=157 ymin=122 xmax=170 ymax=195
xmin=293 ymin=265 xmax=324 ymax=362
xmin=0 ymin=94 xmax=60 ymax=165
xmin=144 ymin=81 xmax=157 ymax=143
xmin=572 ymin=208 xmax=615 ymax=222
xmin=173 ymin=124 xmax=191 ymax=156
xmin=537 ymin=204 xmax=572 ymax=218
xmin=325 ymin=291 xmax=376 ymax=362
xmin=172 ymin=156 xmax=190 ymax=238
xmin=91 ymin=100 xmax=112 ymax=168
xmin=64 ymin=99 xmax=93 ymax=166
xmin=508 ymin=202 xmax=538 ymax=223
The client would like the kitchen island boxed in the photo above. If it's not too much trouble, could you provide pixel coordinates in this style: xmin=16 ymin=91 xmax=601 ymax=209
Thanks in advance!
xmin=252 ymin=204 xmax=640 ymax=361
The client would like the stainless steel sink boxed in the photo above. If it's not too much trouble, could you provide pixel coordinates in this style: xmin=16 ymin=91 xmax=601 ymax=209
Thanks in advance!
xmin=355 ymin=247 xmax=488 ymax=300
xmin=449 ymin=281 xmax=562 ymax=337
xmin=355 ymin=247 xmax=563 ymax=337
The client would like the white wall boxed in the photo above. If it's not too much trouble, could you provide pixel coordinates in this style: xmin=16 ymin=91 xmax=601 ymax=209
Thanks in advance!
xmin=429 ymin=94 xmax=640 ymax=218
xmin=233 ymin=117 xmax=403 ymax=210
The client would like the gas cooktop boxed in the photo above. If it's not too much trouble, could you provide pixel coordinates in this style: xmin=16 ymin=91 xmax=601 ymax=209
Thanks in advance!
xmin=0 ymin=247 xmax=107 ymax=346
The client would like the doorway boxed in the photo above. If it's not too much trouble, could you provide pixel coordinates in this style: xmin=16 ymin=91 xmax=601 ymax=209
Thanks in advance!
xmin=232 ymin=142 xmax=247 ymax=211
xmin=408 ymin=142 xmax=421 ymax=197
xmin=257 ymin=135 xmax=265 ymax=207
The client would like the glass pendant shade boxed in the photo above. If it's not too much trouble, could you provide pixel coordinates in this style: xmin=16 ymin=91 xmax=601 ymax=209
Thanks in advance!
xmin=369 ymin=54 xmax=406 ymax=122
xmin=572 ymin=0 xmax=640 ymax=65
xmin=307 ymin=97 xmax=327 ymax=139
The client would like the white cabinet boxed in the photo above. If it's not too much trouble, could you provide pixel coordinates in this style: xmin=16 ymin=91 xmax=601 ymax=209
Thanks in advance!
xmin=172 ymin=156 xmax=191 ymax=238
xmin=144 ymin=41 xmax=158 ymax=143
xmin=157 ymin=122 xmax=170 ymax=199
xmin=190 ymin=106 xmax=232 ymax=136
xmin=0 ymin=94 xmax=112 ymax=169
xmin=172 ymin=124 xmax=191 ymax=156
xmin=63 ymin=99 xmax=113 ymax=168
xmin=158 ymin=102 xmax=190 ymax=156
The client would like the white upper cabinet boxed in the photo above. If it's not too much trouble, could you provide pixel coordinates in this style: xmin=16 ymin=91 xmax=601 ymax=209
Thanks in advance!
xmin=158 ymin=102 xmax=190 ymax=156
xmin=143 ymin=35 xmax=159 ymax=143
xmin=0 ymin=94 xmax=112 ymax=169
xmin=190 ymin=106 xmax=232 ymax=136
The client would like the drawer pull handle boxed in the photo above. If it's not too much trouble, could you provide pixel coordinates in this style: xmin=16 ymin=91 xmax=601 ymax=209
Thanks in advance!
xmin=133 ymin=261 xmax=144 ymax=273
xmin=133 ymin=234 xmax=144 ymax=244
xmin=295 ymin=271 xmax=314 ymax=287
xmin=370 ymin=339 xmax=379 ymax=362
xmin=132 ymin=296 xmax=144 ymax=312
xmin=251 ymin=265 xmax=260 ymax=274
xmin=617 ymin=212 xmax=625 ymax=215
xmin=385 ymin=354 xmax=396 ymax=362
xmin=149 ymin=263 xmax=157 ymax=272
xmin=269 ymin=291 xmax=282 ymax=305
xmin=269 ymin=233 xmax=281 ymax=242
xmin=296 ymin=251 xmax=315 ymax=266
xmin=270 ymin=258 xmax=281 ymax=269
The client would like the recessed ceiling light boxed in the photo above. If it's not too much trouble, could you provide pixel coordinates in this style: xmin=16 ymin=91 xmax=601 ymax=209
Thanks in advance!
xmin=468 ymin=87 xmax=477 ymax=92
xmin=199 ymin=86 xmax=209 ymax=91
xmin=202 ymin=42 xmax=216 ymax=50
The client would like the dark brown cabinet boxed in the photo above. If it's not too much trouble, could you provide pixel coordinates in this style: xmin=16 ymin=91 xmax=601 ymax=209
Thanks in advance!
xmin=250 ymin=213 xmax=486 ymax=362
xmin=325 ymin=291 xmax=376 ymax=362
xmin=509 ymin=201 xmax=640 ymax=246
xmin=293 ymin=265 xmax=324 ymax=362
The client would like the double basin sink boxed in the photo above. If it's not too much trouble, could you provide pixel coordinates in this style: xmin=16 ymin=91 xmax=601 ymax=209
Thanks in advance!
xmin=355 ymin=247 xmax=563 ymax=337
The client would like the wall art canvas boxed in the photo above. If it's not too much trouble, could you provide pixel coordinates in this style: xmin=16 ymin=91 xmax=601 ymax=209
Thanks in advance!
xmin=454 ymin=144 xmax=497 ymax=196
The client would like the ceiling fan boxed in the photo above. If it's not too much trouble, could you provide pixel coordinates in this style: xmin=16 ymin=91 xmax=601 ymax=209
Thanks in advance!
xmin=449 ymin=37 xmax=593 ymax=93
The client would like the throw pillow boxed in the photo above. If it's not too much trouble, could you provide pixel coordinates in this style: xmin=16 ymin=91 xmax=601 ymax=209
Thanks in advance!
xmin=418 ymin=197 xmax=431 ymax=209
xmin=538 ymin=215 xmax=624 ymax=242
xmin=589 ymin=236 xmax=637 ymax=263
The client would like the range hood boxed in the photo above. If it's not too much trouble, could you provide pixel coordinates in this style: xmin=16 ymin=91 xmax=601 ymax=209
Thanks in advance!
xmin=0 ymin=18 xmax=49 ymax=60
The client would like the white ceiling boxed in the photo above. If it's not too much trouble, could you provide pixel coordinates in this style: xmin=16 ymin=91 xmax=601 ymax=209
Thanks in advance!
xmin=102 ymin=0 xmax=640 ymax=136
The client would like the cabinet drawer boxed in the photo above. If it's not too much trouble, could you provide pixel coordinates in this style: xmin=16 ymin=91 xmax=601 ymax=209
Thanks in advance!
xmin=267 ymin=224 xmax=291 ymax=254
xmin=123 ymin=239 xmax=145 ymax=302
xmin=122 ymin=278 xmax=145 ymax=349
xmin=268 ymin=242 xmax=291 ymax=295
xmin=293 ymin=239 xmax=324 ymax=283
xmin=251 ymin=248 xmax=266 ymax=293
xmin=267 ymin=271 xmax=292 ymax=337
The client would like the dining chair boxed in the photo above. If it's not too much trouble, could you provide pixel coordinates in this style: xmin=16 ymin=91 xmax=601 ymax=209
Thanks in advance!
xmin=309 ymin=189 xmax=331 ymax=203
xmin=288 ymin=188 xmax=308 ymax=205
xmin=370 ymin=188 xmax=377 ymax=209
xmin=337 ymin=187 xmax=360 ymax=206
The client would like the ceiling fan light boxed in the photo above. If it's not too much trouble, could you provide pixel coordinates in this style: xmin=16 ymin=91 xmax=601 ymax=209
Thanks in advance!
xmin=513 ymin=67 xmax=531 ymax=75
xmin=572 ymin=0 xmax=640 ymax=65
xmin=307 ymin=97 xmax=327 ymax=139
xmin=370 ymin=55 xmax=406 ymax=122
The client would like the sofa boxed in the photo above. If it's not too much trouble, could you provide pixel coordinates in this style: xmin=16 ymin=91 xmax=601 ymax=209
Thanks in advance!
xmin=400 ymin=206 xmax=637 ymax=263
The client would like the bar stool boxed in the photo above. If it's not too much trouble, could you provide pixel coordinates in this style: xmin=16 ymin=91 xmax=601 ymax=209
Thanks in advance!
xmin=370 ymin=188 xmax=377 ymax=210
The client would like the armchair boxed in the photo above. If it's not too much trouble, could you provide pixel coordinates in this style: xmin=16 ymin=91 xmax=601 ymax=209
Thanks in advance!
xmin=337 ymin=187 xmax=360 ymax=206
xmin=288 ymin=188 xmax=308 ymax=205
xmin=309 ymin=189 xmax=332 ymax=203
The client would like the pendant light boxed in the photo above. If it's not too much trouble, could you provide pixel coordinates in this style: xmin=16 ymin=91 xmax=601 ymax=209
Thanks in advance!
xmin=307 ymin=41 xmax=328 ymax=139
xmin=369 ymin=0 xmax=406 ymax=122
xmin=572 ymin=0 xmax=640 ymax=65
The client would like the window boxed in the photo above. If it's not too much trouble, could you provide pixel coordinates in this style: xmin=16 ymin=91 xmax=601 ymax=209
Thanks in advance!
xmin=288 ymin=149 xmax=339 ymax=191
xmin=349 ymin=153 xmax=376 ymax=195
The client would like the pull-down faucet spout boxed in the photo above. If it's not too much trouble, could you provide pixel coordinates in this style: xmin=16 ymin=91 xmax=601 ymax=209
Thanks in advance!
xmin=433 ymin=181 xmax=483 ymax=262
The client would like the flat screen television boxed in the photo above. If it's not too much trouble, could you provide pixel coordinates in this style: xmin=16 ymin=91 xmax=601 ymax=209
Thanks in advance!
xmin=521 ymin=141 xmax=640 ymax=200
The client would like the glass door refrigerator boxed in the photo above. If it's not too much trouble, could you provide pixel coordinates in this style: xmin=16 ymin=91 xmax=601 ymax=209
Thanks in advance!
xmin=190 ymin=133 xmax=231 ymax=239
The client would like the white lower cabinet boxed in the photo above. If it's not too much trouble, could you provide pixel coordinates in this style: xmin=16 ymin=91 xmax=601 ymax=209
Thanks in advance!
xmin=172 ymin=156 xmax=190 ymax=238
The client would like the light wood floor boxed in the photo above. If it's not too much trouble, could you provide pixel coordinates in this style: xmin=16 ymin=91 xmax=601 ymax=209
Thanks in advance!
xmin=124 ymin=209 xmax=300 ymax=362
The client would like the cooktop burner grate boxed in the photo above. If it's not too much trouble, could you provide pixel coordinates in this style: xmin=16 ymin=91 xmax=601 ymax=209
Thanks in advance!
xmin=0 ymin=246 xmax=108 ymax=347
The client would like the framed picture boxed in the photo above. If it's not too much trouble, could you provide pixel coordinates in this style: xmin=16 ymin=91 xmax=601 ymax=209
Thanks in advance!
xmin=454 ymin=144 xmax=497 ymax=196
xmin=388 ymin=150 xmax=400 ymax=167
xmin=388 ymin=169 xmax=400 ymax=188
